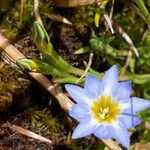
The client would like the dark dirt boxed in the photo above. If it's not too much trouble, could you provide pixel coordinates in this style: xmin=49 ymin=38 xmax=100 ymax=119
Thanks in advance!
xmin=0 ymin=127 xmax=53 ymax=150
xmin=0 ymin=76 xmax=72 ymax=150
xmin=50 ymin=24 xmax=89 ymax=67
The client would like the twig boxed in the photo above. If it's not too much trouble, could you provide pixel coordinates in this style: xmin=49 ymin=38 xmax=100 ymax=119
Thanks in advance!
xmin=109 ymin=0 xmax=115 ymax=20
xmin=102 ymin=138 xmax=122 ymax=150
xmin=141 ymin=28 xmax=149 ymax=43
xmin=98 ymin=3 xmax=114 ymax=34
xmin=121 ymin=50 xmax=132 ymax=75
xmin=19 ymin=0 xmax=24 ymax=26
xmin=1 ymin=51 xmax=17 ymax=67
xmin=44 ymin=13 xmax=72 ymax=25
xmin=34 ymin=0 xmax=42 ymax=24
xmin=76 ymin=53 xmax=94 ymax=84
xmin=1 ymin=123 xmax=52 ymax=144
xmin=0 ymin=34 xmax=123 ymax=150
xmin=103 ymin=13 xmax=114 ymax=34
xmin=114 ymin=22 xmax=139 ymax=57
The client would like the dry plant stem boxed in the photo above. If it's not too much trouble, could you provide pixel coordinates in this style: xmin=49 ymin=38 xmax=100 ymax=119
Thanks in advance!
xmin=144 ymin=122 xmax=150 ymax=130
xmin=99 ymin=4 xmax=114 ymax=34
xmin=1 ymin=123 xmax=52 ymax=144
xmin=1 ymin=51 xmax=17 ymax=67
xmin=19 ymin=0 xmax=24 ymax=26
xmin=103 ymin=12 xmax=114 ymax=34
xmin=122 ymin=0 xmax=145 ymax=20
xmin=0 ymin=34 xmax=123 ymax=150
xmin=99 ymin=6 xmax=114 ymax=34
xmin=121 ymin=50 xmax=132 ymax=75
xmin=76 ymin=53 xmax=94 ymax=84
xmin=102 ymin=138 xmax=122 ymax=150
xmin=44 ymin=13 xmax=72 ymax=25
xmin=114 ymin=22 xmax=139 ymax=57
xmin=141 ymin=29 xmax=149 ymax=43
xmin=66 ymin=132 xmax=72 ymax=145
xmin=109 ymin=0 xmax=115 ymax=20
xmin=34 ymin=0 xmax=43 ymax=24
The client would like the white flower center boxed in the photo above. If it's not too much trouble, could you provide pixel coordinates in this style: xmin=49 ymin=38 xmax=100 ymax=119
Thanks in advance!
xmin=91 ymin=96 xmax=121 ymax=123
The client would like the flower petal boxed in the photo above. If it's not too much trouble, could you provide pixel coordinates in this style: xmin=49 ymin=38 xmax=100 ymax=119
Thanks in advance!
xmin=121 ymin=97 xmax=150 ymax=113
xmin=72 ymin=120 xmax=97 ymax=139
xmin=65 ymin=84 xmax=92 ymax=106
xmin=119 ymin=114 xmax=141 ymax=129
xmin=84 ymin=75 xmax=102 ymax=99
xmin=94 ymin=124 xmax=112 ymax=139
xmin=112 ymin=122 xmax=130 ymax=148
xmin=114 ymin=81 xmax=132 ymax=100
xmin=69 ymin=104 xmax=92 ymax=122
xmin=102 ymin=65 xmax=118 ymax=96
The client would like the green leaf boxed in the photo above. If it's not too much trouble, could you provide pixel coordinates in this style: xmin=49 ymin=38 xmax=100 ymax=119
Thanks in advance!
xmin=138 ymin=108 xmax=150 ymax=122
xmin=146 ymin=31 xmax=150 ymax=46
xmin=17 ymin=58 xmax=63 ymax=75
xmin=94 ymin=9 xmax=102 ymax=27
xmin=33 ymin=21 xmax=53 ymax=55
xmin=129 ymin=57 xmax=135 ymax=73
xmin=133 ymin=74 xmax=150 ymax=84
xmin=53 ymin=76 xmax=80 ymax=84
xmin=33 ymin=21 xmax=70 ymax=72
xmin=89 ymin=37 xmax=117 ymax=56
xmin=89 ymin=37 xmax=103 ymax=52
xmin=75 ymin=46 xmax=90 ymax=54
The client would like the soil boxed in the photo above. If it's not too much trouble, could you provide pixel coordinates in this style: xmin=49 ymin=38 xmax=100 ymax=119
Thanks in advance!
xmin=50 ymin=24 xmax=89 ymax=67
xmin=0 ymin=67 xmax=72 ymax=150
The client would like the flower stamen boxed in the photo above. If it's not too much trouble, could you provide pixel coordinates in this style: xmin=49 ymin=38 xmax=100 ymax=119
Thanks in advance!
xmin=99 ymin=107 xmax=109 ymax=119
xmin=91 ymin=96 xmax=121 ymax=123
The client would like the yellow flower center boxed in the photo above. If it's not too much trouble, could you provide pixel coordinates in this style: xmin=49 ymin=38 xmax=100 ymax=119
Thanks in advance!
xmin=91 ymin=96 xmax=121 ymax=123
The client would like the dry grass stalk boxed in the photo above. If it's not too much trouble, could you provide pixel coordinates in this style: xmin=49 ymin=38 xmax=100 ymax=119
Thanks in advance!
xmin=1 ymin=123 xmax=52 ymax=144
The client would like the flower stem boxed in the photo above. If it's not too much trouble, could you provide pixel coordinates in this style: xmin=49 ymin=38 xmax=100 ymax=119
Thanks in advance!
xmin=53 ymin=76 xmax=80 ymax=84
xmin=68 ymin=66 xmax=85 ymax=76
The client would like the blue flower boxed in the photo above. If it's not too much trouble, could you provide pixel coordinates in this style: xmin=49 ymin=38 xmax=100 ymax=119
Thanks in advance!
xmin=65 ymin=65 xmax=150 ymax=148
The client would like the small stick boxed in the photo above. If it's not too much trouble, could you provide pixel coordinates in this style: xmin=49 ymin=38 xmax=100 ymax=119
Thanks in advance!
xmin=103 ymin=13 xmax=114 ymax=34
xmin=18 ymin=0 xmax=24 ymax=26
xmin=109 ymin=0 xmax=115 ymax=20
xmin=102 ymin=138 xmax=122 ymax=150
xmin=1 ymin=51 xmax=17 ymax=67
xmin=141 ymin=29 xmax=149 ymax=43
xmin=98 ymin=3 xmax=114 ymax=34
xmin=34 ymin=0 xmax=43 ymax=24
xmin=44 ymin=13 xmax=72 ymax=25
xmin=114 ymin=22 xmax=139 ymax=57
xmin=76 ymin=53 xmax=94 ymax=84
xmin=121 ymin=50 xmax=132 ymax=75
xmin=1 ymin=123 xmax=52 ymax=144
